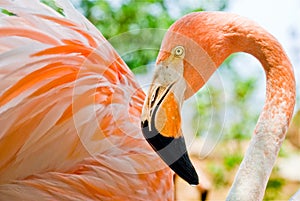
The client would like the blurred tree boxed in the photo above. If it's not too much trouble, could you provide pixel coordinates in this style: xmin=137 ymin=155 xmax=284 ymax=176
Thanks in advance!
xmin=72 ymin=0 xmax=228 ymax=72
xmin=193 ymin=54 xmax=261 ymax=140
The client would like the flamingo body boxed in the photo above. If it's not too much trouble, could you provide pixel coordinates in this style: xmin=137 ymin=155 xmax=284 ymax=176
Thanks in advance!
xmin=0 ymin=0 xmax=173 ymax=200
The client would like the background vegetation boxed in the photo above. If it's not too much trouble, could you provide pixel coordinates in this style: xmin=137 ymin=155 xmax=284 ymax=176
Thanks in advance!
xmin=72 ymin=0 xmax=227 ymax=72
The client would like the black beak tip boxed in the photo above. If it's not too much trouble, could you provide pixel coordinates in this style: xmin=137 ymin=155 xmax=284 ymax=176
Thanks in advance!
xmin=187 ymin=173 xmax=199 ymax=186
xmin=169 ymin=153 xmax=199 ymax=185
xmin=188 ymin=174 xmax=199 ymax=185
xmin=141 ymin=120 xmax=199 ymax=186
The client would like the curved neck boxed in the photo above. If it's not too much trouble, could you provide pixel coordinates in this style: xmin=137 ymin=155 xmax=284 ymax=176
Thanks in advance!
xmin=223 ymin=17 xmax=295 ymax=200
xmin=171 ymin=12 xmax=296 ymax=200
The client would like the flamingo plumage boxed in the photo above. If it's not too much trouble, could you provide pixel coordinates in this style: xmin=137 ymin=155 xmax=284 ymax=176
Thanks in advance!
xmin=0 ymin=0 xmax=296 ymax=200
xmin=142 ymin=12 xmax=296 ymax=200
xmin=0 ymin=0 xmax=173 ymax=200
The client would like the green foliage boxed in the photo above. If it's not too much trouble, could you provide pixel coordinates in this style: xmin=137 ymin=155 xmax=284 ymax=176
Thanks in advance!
xmin=74 ymin=0 xmax=228 ymax=71
xmin=193 ymin=54 xmax=260 ymax=140
xmin=264 ymin=177 xmax=285 ymax=200
xmin=234 ymin=78 xmax=257 ymax=102
xmin=207 ymin=162 xmax=227 ymax=188
xmin=41 ymin=0 xmax=64 ymax=15
xmin=0 ymin=9 xmax=14 ymax=16
xmin=77 ymin=0 xmax=171 ymax=71
xmin=223 ymin=153 xmax=243 ymax=171
xmin=193 ymin=85 xmax=225 ymax=139
xmin=80 ymin=1 xmax=173 ymax=36
xmin=291 ymin=110 xmax=300 ymax=126
xmin=278 ymin=142 xmax=288 ymax=157
xmin=267 ymin=177 xmax=285 ymax=189
xmin=40 ymin=0 xmax=229 ymax=71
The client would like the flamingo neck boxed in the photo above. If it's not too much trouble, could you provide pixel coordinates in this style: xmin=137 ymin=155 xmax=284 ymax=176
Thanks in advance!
xmin=170 ymin=12 xmax=296 ymax=200
xmin=220 ymin=14 xmax=295 ymax=200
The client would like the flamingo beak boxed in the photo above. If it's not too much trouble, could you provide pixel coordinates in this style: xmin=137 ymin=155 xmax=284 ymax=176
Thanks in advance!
xmin=141 ymin=64 xmax=199 ymax=185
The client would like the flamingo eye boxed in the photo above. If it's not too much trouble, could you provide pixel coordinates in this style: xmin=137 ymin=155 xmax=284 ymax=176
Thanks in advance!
xmin=174 ymin=46 xmax=184 ymax=57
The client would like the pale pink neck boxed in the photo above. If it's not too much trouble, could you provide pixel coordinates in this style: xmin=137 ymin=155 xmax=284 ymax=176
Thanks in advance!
xmin=171 ymin=12 xmax=296 ymax=200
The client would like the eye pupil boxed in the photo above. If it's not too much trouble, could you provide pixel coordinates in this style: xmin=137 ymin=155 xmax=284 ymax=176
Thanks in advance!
xmin=174 ymin=46 xmax=184 ymax=56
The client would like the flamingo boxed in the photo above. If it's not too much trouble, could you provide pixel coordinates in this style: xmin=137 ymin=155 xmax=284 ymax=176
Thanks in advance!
xmin=141 ymin=11 xmax=296 ymax=201
xmin=0 ymin=0 xmax=296 ymax=200
xmin=0 ymin=0 xmax=174 ymax=200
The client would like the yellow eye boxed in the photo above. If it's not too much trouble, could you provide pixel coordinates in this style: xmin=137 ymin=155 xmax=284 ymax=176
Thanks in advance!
xmin=174 ymin=46 xmax=184 ymax=57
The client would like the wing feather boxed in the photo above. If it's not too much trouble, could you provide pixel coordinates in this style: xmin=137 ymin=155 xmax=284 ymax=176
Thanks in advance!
xmin=0 ymin=0 xmax=173 ymax=199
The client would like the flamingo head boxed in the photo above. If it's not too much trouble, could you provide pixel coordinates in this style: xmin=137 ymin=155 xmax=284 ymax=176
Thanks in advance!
xmin=141 ymin=13 xmax=218 ymax=185
xmin=141 ymin=44 xmax=199 ymax=185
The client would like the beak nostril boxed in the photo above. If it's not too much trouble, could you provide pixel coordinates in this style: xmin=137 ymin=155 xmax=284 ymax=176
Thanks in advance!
xmin=141 ymin=120 xmax=148 ymax=128
xmin=150 ymin=87 xmax=160 ymax=108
